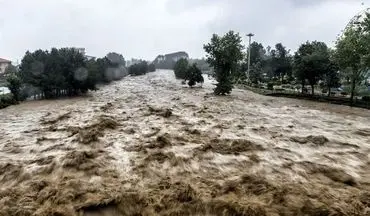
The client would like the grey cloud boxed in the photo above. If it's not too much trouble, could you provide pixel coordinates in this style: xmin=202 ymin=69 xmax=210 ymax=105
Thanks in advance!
xmin=0 ymin=0 xmax=369 ymax=62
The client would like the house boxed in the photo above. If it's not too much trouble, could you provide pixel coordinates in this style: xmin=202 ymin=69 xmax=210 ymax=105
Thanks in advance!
xmin=164 ymin=51 xmax=189 ymax=62
xmin=153 ymin=51 xmax=189 ymax=64
xmin=0 ymin=58 xmax=12 ymax=74
xmin=153 ymin=51 xmax=189 ymax=69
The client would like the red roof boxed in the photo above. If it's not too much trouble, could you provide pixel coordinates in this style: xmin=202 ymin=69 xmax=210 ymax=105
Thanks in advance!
xmin=0 ymin=58 xmax=11 ymax=63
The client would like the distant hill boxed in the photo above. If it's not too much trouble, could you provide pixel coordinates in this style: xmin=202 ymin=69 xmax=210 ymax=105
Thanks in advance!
xmin=153 ymin=51 xmax=189 ymax=69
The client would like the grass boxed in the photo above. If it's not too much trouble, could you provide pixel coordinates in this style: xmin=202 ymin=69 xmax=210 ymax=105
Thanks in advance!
xmin=242 ymin=85 xmax=370 ymax=109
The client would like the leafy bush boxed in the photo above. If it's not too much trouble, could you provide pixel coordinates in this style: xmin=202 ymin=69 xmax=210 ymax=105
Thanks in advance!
xmin=187 ymin=64 xmax=204 ymax=87
xmin=0 ymin=94 xmax=17 ymax=109
xmin=6 ymin=73 xmax=22 ymax=101
xmin=19 ymin=48 xmax=122 ymax=99
xmin=174 ymin=58 xmax=189 ymax=79
xmin=341 ymin=92 xmax=349 ymax=96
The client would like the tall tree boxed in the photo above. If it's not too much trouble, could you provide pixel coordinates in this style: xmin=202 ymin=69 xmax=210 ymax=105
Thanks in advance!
xmin=322 ymin=60 xmax=340 ymax=96
xmin=187 ymin=63 xmax=204 ymax=87
xmin=273 ymin=43 xmax=292 ymax=82
xmin=293 ymin=41 xmax=330 ymax=95
xmin=6 ymin=73 xmax=22 ymax=101
xmin=19 ymin=48 xmax=97 ymax=99
xmin=244 ymin=42 xmax=265 ymax=84
xmin=204 ymin=31 xmax=244 ymax=95
xmin=173 ymin=58 xmax=189 ymax=79
xmin=335 ymin=12 xmax=370 ymax=104
xmin=249 ymin=42 xmax=265 ymax=66
xmin=106 ymin=52 xmax=126 ymax=67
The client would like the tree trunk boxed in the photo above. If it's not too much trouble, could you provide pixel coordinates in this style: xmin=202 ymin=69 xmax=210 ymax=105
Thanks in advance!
xmin=350 ymin=77 xmax=356 ymax=106
xmin=311 ymin=84 xmax=314 ymax=96
xmin=328 ymin=87 xmax=331 ymax=97
xmin=301 ymin=81 xmax=305 ymax=94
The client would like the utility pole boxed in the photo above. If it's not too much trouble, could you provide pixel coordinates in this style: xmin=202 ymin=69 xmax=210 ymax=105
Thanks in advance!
xmin=246 ymin=33 xmax=254 ymax=84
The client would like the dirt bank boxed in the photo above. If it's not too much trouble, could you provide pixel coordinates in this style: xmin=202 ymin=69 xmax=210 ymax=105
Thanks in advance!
xmin=0 ymin=70 xmax=369 ymax=215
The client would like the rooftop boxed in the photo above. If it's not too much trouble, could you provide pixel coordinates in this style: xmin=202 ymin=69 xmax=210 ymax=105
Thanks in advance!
xmin=0 ymin=58 xmax=11 ymax=63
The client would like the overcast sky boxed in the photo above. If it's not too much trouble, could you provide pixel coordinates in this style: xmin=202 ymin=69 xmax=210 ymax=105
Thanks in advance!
xmin=0 ymin=0 xmax=368 ymax=62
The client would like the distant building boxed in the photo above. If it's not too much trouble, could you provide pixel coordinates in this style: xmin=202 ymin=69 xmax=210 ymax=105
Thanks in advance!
xmin=166 ymin=51 xmax=189 ymax=62
xmin=153 ymin=51 xmax=189 ymax=64
xmin=153 ymin=51 xmax=189 ymax=69
xmin=0 ymin=58 xmax=11 ymax=74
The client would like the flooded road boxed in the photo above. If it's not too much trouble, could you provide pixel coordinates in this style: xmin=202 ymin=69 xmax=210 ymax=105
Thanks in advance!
xmin=0 ymin=70 xmax=369 ymax=215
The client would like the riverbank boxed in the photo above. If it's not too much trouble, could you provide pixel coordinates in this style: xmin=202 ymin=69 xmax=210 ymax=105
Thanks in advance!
xmin=241 ymin=85 xmax=370 ymax=110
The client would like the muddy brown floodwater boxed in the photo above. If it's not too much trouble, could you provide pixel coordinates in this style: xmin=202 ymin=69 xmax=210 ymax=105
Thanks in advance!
xmin=0 ymin=70 xmax=369 ymax=216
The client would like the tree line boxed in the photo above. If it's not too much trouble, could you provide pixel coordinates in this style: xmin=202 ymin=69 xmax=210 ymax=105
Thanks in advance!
xmin=2 ymin=48 xmax=159 ymax=108
xmin=202 ymin=12 xmax=370 ymax=104
xmin=5 ymin=49 xmax=129 ymax=102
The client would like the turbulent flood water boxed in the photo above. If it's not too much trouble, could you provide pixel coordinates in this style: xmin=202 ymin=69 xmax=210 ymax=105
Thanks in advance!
xmin=0 ymin=70 xmax=369 ymax=216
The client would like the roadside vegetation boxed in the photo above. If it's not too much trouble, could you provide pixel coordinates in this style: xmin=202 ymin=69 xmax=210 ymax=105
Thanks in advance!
xmin=1 ymin=50 xmax=131 ymax=108
xmin=199 ymin=12 xmax=370 ymax=105
xmin=2 ymin=11 xmax=369 ymax=109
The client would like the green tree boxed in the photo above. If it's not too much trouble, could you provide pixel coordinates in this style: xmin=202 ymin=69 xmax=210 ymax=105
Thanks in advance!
xmin=6 ymin=73 xmax=22 ymax=101
xmin=293 ymin=41 xmax=330 ymax=95
xmin=237 ymin=42 xmax=264 ymax=84
xmin=85 ymin=59 xmax=100 ymax=91
xmin=273 ymin=43 xmax=292 ymax=82
xmin=173 ymin=58 xmax=189 ymax=79
xmin=322 ymin=54 xmax=340 ymax=96
xmin=19 ymin=48 xmax=98 ymax=99
xmin=335 ymin=13 xmax=370 ymax=104
xmin=204 ymin=31 xmax=244 ymax=95
xmin=187 ymin=64 xmax=204 ymax=87
xmin=249 ymin=42 xmax=265 ymax=65
xmin=95 ymin=57 xmax=111 ymax=83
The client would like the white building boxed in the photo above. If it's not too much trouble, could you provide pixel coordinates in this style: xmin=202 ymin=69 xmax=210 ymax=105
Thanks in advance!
xmin=153 ymin=52 xmax=189 ymax=64
xmin=0 ymin=58 xmax=11 ymax=74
